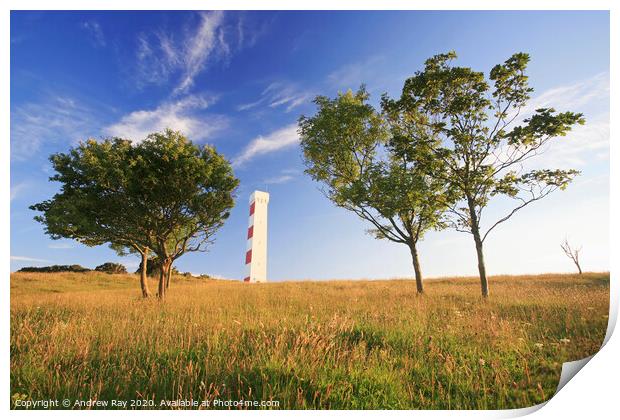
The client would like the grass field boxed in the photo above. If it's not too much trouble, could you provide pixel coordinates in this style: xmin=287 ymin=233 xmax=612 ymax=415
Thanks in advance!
xmin=10 ymin=271 xmax=609 ymax=410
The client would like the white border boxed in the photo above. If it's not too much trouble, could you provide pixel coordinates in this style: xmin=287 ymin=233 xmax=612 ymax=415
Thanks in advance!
xmin=3 ymin=1 xmax=616 ymax=418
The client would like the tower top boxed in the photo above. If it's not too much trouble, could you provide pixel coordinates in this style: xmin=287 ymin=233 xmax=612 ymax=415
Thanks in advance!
xmin=250 ymin=190 xmax=270 ymax=203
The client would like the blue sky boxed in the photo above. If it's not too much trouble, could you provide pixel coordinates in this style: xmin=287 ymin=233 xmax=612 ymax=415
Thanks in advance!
xmin=10 ymin=11 xmax=609 ymax=279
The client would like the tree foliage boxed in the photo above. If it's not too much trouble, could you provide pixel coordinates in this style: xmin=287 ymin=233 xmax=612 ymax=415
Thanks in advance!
xmin=129 ymin=130 xmax=239 ymax=297
xmin=382 ymin=51 xmax=583 ymax=297
xmin=30 ymin=129 xmax=239 ymax=299
xmin=95 ymin=262 xmax=128 ymax=274
xmin=299 ymin=88 xmax=451 ymax=292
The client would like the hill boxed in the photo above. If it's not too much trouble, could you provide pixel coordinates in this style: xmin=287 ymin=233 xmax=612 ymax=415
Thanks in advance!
xmin=10 ymin=271 xmax=609 ymax=409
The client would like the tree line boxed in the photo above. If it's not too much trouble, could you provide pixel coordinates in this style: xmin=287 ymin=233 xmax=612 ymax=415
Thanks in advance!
xmin=298 ymin=51 xmax=583 ymax=297
xmin=30 ymin=51 xmax=583 ymax=299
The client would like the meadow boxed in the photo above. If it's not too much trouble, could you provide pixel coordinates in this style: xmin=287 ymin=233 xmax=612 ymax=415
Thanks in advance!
xmin=10 ymin=271 xmax=609 ymax=410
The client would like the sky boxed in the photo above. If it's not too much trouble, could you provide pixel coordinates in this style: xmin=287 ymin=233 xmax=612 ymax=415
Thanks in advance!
xmin=10 ymin=11 xmax=610 ymax=280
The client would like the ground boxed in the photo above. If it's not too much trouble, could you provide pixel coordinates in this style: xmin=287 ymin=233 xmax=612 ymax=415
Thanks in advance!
xmin=10 ymin=271 xmax=609 ymax=409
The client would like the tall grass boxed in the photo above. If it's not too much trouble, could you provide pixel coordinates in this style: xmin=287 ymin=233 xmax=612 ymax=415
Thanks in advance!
xmin=10 ymin=272 xmax=609 ymax=409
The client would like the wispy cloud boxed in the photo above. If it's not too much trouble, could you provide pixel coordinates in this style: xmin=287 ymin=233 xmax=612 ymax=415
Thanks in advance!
xmin=526 ymin=114 xmax=609 ymax=170
xmin=235 ymin=14 xmax=269 ymax=50
xmin=105 ymin=94 xmax=227 ymax=142
xmin=263 ymin=168 xmax=300 ymax=184
xmin=48 ymin=242 xmax=75 ymax=249
xmin=237 ymin=82 xmax=313 ymax=112
xmin=237 ymin=98 xmax=265 ymax=111
xmin=80 ymin=21 xmax=106 ymax=47
xmin=510 ymin=73 xmax=609 ymax=170
xmin=11 ymin=256 xmax=52 ymax=263
xmin=135 ymin=11 xmax=234 ymax=94
xmin=232 ymin=123 xmax=300 ymax=168
xmin=263 ymin=174 xmax=294 ymax=185
xmin=327 ymin=56 xmax=385 ymax=90
xmin=175 ymin=11 xmax=227 ymax=94
xmin=263 ymin=82 xmax=313 ymax=112
xmin=10 ymin=182 xmax=28 ymax=201
xmin=11 ymin=96 xmax=101 ymax=160
xmin=520 ymin=72 xmax=609 ymax=118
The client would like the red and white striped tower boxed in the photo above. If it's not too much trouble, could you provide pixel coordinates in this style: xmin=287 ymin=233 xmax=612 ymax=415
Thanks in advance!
xmin=244 ymin=190 xmax=269 ymax=283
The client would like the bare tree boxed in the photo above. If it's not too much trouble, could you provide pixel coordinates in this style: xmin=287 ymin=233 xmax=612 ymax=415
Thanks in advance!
xmin=561 ymin=238 xmax=582 ymax=274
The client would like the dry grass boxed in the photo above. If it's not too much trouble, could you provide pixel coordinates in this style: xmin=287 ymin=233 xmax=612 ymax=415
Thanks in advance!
xmin=10 ymin=271 xmax=609 ymax=409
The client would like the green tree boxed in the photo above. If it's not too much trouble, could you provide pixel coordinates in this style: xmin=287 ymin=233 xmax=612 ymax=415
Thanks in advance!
xmin=30 ymin=138 xmax=155 ymax=297
xmin=299 ymin=88 xmax=450 ymax=292
xmin=130 ymin=130 xmax=239 ymax=299
xmin=30 ymin=130 xmax=239 ymax=300
xmin=383 ymin=52 xmax=583 ymax=297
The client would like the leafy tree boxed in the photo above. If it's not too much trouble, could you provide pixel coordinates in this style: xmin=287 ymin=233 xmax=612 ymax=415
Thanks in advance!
xmin=31 ymin=130 xmax=239 ymax=300
xmin=299 ymin=88 xmax=451 ymax=292
xmin=382 ymin=51 xmax=583 ymax=297
xmin=130 ymin=130 xmax=239 ymax=299
xmin=134 ymin=255 xmax=178 ymax=278
xmin=95 ymin=262 xmax=127 ymax=274
xmin=30 ymin=138 xmax=155 ymax=297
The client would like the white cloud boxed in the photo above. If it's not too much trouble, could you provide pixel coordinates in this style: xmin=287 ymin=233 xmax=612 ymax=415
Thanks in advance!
xmin=264 ymin=82 xmax=313 ymax=112
xmin=135 ymin=11 xmax=231 ymax=93
xmin=506 ymin=73 xmax=610 ymax=171
xmin=48 ymin=242 xmax=75 ymax=249
xmin=175 ymin=11 xmax=227 ymax=94
xmin=105 ymin=94 xmax=227 ymax=142
xmin=262 ymin=168 xmax=301 ymax=184
xmin=327 ymin=56 xmax=384 ymax=90
xmin=263 ymin=174 xmax=294 ymax=185
xmin=237 ymin=98 xmax=265 ymax=111
xmin=520 ymin=72 xmax=609 ymax=118
xmin=80 ymin=21 xmax=106 ymax=47
xmin=11 ymin=256 xmax=52 ymax=263
xmin=525 ymin=114 xmax=609 ymax=170
xmin=232 ymin=123 xmax=300 ymax=168
xmin=11 ymin=96 xmax=101 ymax=160
xmin=237 ymin=82 xmax=313 ymax=112
xmin=10 ymin=182 xmax=28 ymax=201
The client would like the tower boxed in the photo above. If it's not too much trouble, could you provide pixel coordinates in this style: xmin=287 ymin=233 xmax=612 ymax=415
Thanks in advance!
xmin=244 ymin=190 xmax=269 ymax=283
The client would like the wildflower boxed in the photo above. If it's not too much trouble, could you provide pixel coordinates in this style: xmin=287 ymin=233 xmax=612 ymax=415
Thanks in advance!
xmin=534 ymin=343 xmax=544 ymax=349
xmin=479 ymin=358 xmax=486 ymax=366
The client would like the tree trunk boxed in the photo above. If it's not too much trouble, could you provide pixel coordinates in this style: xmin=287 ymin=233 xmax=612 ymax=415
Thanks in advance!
xmin=409 ymin=243 xmax=424 ymax=293
xmin=576 ymin=262 xmax=583 ymax=275
xmin=139 ymin=250 xmax=150 ymax=298
xmin=166 ymin=264 xmax=172 ymax=289
xmin=472 ymin=229 xmax=489 ymax=298
xmin=467 ymin=197 xmax=489 ymax=298
xmin=157 ymin=261 xmax=168 ymax=300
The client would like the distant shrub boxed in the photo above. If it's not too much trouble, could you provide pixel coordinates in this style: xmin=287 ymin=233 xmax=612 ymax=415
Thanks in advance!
xmin=182 ymin=272 xmax=193 ymax=277
xmin=95 ymin=262 xmax=127 ymax=274
xmin=18 ymin=264 xmax=90 ymax=273
xmin=135 ymin=258 xmax=179 ymax=278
